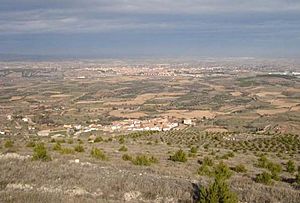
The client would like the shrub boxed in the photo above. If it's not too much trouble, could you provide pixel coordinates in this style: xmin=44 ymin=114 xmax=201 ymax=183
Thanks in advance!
xmin=266 ymin=162 xmax=282 ymax=180
xmin=119 ymin=137 xmax=125 ymax=144
xmin=271 ymin=172 xmax=281 ymax=181
xmin=189 ymin=146 xmax=198 ymax=157
xmin=198 ymin=161 xmax=232 ymax=179
xmin=170 ymin=149 xmax=187 ymax=162
xmin=60 ymin=147 xmax=75 ymax=154
xmin=94 ymin=136 xmax=103 ymax=143
xmin=214 ymin=162 xmax=232 ymax=180
xmin=91 ymin=148 xmax=107 ymax=160
xmin=4 ymin=140 xmax=14 ymax=148
xmin=267 ymin=162 xmax=282 ymax=174
xmin=53 ymin=142 xmax=62 ymax=151
xmin=132 ymin=155 xmax=158 ymax=166
xmin=105 ymin=138 xmax=113 ymax=142
xmin=26 ymin=141 xmax=36 ymax=148
xmin=203 ymin=156 xmax=214 ymax=166
xmin=256 ymin=155 xmax=269 ymax=168
xmin=149 ymin=156 xmax=159 ymax=164
xmin=119 ymin=145 xmax=128 ymax=152
xmin=255 ymin=171 xmax=273 ymax=185
xmin=199 ymin=153 xmax=237 ymax=202
xmin=122 ymin=154 xmax=132 ymax=161
xmin=232 ymin=164 xmax=247 ymax=173
xmin=67 ymin=139 xmax=73 ymax=144
xmin=286 ymin=160 xmax=296 ymax=173
xmin=198 ymin=164 xmax=213 ymax=177
xmin=57 ymin=139 xmax=66 ymax=143
xmin=190 ymin=146 xmax=198 ymax=154
xmin=32 ymin=143 xmax=51 ymax=161
xmin=199 ymin=176 xmax=238 ymax=203
xmin=228 ymin=152 xmax=235 ymax=157
xmin=74 ymin=145 xmax=84 ymax=152
xmin=132 ymin=155 xmax=151 ymax=166
xmin=256 ymin=155 xmax=282 ymax=180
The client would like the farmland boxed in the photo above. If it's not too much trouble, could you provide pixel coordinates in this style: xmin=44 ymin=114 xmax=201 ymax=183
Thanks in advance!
xmin=0 ymin=59 xmax=300 ymax=202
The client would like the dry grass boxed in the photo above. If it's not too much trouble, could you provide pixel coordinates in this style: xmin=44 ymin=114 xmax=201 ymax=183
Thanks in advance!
xmin=161 ymin=109 xmax=216 ymax=119
xmin=256 ymin=108 xmax=288 ymax=115
xmin=109 ymin=110 xmax=147 ymax=119
xmin=105 ymin=92 xmax=186 ymax=106
xmin=0 ymin=159 xmax=193 ymax=202
xmin=0 ymin=128 xmax=299 ymax=203
xmin=230 ymin=176 xmax=300 ymax=203
xmin=230 ymin=91 xmax=242 ymax=97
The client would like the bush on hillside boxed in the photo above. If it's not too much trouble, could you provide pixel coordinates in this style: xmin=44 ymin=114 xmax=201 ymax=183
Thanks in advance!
xmin=214 ymin=162 xmax=233 ymax=180
xmin=26 ymin=141 xmax=36 ymax=148
xmin=199 ymin=178 xmax=238 ymax=203
xmin=59 ymin=147 xmax=75 ymax=155
xmin=122 ymin=154 xmax=132 ymax=161
xmin=4 ymin=140 xmax=14 ymax=148
xmin=91 ymin=148 xmax=107 ymax=160
xmin=119 ymin=145 xmax=128 ymax=152
xmin=32 ymin=143 xmax=51 ymax=161
xmin=132 ymin=155 xmax=158 ymax=166
xmin=53 ymin=142 xmax=62 ymax=151
xmin=232 ymin=164 xmax=247 ymax=173
xmin=286 ymin=160 xmax=296 ymax=173
xmin=94 ymin=136 xmax=103 ymax=143
xmin=255 ymin=171 xmax=273 ymax=185
xmin=74 ymin=144 xmax=84 ymax=152
xmin=170 ymin=149 xmax=187 ymax=162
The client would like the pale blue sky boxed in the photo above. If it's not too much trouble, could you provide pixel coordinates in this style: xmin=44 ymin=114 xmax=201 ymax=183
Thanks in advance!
xmin=0 ymin=0 xmax=299 ymax=58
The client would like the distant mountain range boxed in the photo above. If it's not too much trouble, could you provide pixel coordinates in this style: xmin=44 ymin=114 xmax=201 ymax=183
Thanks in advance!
xmin=0 ymin=53 xmax=78 ymax=61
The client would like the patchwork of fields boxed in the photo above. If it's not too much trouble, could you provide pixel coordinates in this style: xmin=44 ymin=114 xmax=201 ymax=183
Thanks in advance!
xmin=0 ymin=61 xmax=300 ymax=202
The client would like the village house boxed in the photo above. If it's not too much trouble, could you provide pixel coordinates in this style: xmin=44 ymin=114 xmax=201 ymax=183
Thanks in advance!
xmin=109 ymin=117 xmax=179 ymax=132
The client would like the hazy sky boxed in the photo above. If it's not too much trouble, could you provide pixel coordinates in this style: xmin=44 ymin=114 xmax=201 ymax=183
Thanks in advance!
xmin=0 ymin=0 xmax=300 ymax=58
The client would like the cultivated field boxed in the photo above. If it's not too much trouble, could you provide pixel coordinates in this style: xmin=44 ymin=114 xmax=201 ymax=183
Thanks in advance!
xmin=0 ymin=60 xmax=300 ymax=202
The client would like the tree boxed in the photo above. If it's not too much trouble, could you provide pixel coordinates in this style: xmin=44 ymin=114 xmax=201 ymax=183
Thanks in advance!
xmin=199 ymin=176 xmax=237 ymax=203
xmin=32 ymin=143 xmax=51 ymax=161
xmin=170 ymin=149 xmax=187 ymax=162
xmin=255 ymin=171 xmax=273 ymax=185
xmin=286 ymin=160 xmax=296 ymax=173
xmin=199 ymin=162 xmax=238 ymax=203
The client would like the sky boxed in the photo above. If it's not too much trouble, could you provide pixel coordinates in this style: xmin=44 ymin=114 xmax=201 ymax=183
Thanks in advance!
xmin=0 ymin=0 xmax=300 ymax=58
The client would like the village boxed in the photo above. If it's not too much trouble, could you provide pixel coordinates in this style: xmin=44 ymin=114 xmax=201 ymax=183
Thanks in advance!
xmin=0 ymin=113 xmax=194 ymax=139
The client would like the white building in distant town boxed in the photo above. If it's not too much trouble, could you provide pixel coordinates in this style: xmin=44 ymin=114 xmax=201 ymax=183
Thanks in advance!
xmin=183 ymin=119 xmax=193 ymax=125
xmin=37 ymin=130 xmax=50 ymax=137
xmin=22 ymin=118 xmax=29 ymax=122
xmin=108 ymin=117 xmax=179 ymax=132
